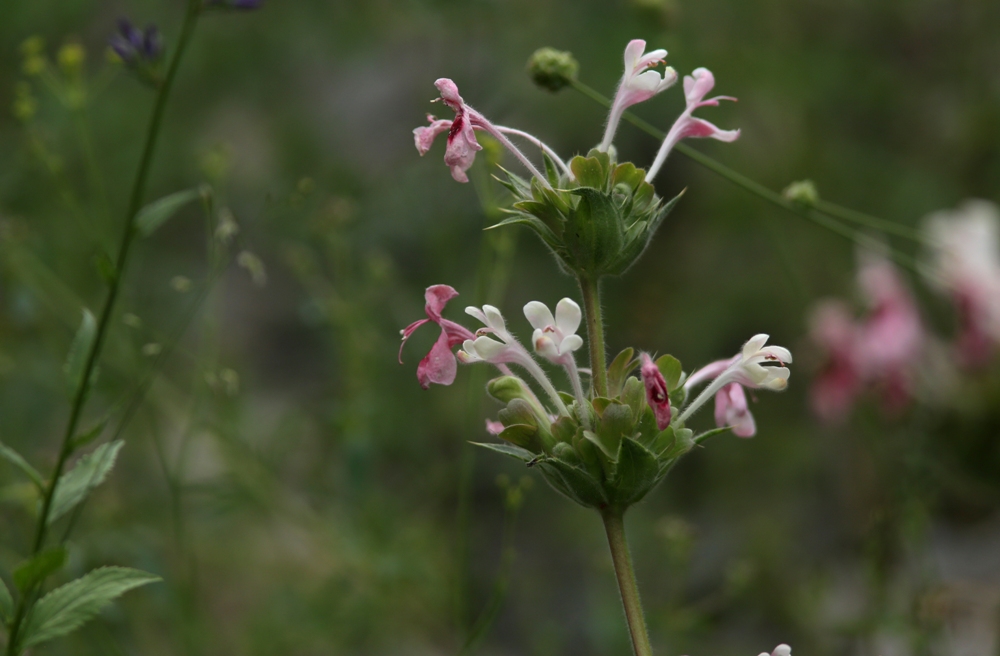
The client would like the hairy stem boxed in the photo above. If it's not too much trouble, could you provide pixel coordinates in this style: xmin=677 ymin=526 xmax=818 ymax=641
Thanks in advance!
xmin=579 ymin=275 xmax=608 ymax=398
xmin=4 ymin=4 xmax=201 ymax=654
xmin=602 ymin=509 xmax=654 ymax=656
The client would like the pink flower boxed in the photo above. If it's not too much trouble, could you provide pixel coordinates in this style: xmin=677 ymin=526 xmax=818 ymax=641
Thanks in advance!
xmin=715 ymin=382 xmax=755 ymax=438
xmin=679 ymin=335 xmax=793 ymax=437
xmin=399 ymin=284 xmax=476 ymax=389
xmin=599 ymin=39 xmax=677 ymax=152
xmin=807 ymin=301 xmax=861 ymax=423
xmin=640 ymin=353 xmax=672 ymax=430
xmin=646 ymin=68 xmax=741 ymax=182
xmin=413 ymin=78 xmax=551 ymax=184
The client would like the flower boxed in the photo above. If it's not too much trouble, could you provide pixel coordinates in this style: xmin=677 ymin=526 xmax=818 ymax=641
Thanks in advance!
xmin=923 ymin=199 xmax=1000 ymax=365
xmin=640 ymin=353 xmax=672 ymax=430
xmin=715 ymin=382 xmax=755 ymax=437
xmin=399 ymin=285 xmax=476 ymax=389
xmin=110 ymin=18 xmax=161 ymax=65
xmin=646 ymin=67 xmax=740 ymax=182
xmin=599 ymin=39 xmax=678 ymax=152
xmin=523 ymin=298 xmax=583 ymax=363
xmin=678 ymin=334 xmax=792 ymax=435
xmin=758 ymin=645 xmax=791 ymax=656
xmin=730 ymin=334 xmax=792 ymax=391
xmin=414 ymin=79 xmax=553 ymax=185
xmin=808 ymin=250 xmax=924 ymax=421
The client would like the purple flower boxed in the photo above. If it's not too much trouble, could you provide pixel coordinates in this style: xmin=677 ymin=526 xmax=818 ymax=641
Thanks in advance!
xmin=110 ymin=18 xmax=162 ymax=66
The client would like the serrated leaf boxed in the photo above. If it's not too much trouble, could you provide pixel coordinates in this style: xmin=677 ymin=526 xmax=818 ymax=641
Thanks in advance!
xmin=606 ymin=347 xmax=636 ymax=398
xmin=134 ymin=188 xmax=203 ymax=237
xmin=19 ymin=567 xmax=161 ymax=649
xmin=0 ymin=441 xmax=44 ymax=491
xmin=48 ymin=441 xmax=124 ymax=525
xmin=470 ymin=442 xmax=535 ymax=463
xmin=13 ymin=547 xmax=67 ymax=592
xmin=570 ymin=155 xmax=605 ymax=189
xmin=655 ymin=354 xmax=683 ymax=390
xmin=0 ymin=575 xmax=12 ymax=623
xmin=64 ymin=309 xmax=96 ymax=394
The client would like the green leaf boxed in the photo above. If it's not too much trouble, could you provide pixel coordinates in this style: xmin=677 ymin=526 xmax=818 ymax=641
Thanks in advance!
xmin=48 ymin=441 xmax=124 ymax=525
xmin=498 ymin=424 xmax=538 ymax=450
xmin=1 ymin=575 xmax=14 ymax=623
xmin=694 ymin=426 xmax=732 ymax=444
xmin=470 ymin=442 xmax=535 ymax=463
xmin=597 ymin=401 xmax=633 ymax=456
xmin=93 ymin=253 xmax=116 ymax=286
xmin=0 ymin=441 xmax=44 ymax=491
xmin=567 ymin=187 xmax=624 ymax=274
xmin=569 ymin=155 xmax=605 ymax=189
xmin=542 ymin=152 xmax=561 ymax=187
xmin=610 ymin=437 xmax=662 ymax=506
xmin=19 ymin=567 xmax=161 ymax=649
xmin=606 ymin=347 xmax=636 ymax=398
xmin=134 ymin=188 xmax=203 ymax=237
xmin=621 ymin=376 xmax=645 ymax=420
xmin=71 ymin=417 xmax=110 ymax=450
xmin=13 ymin=547 xmax=67 ymax=592
xmin=64 ymin=309 xmax=96 ymax=394
xmin=537 ymin=458 xmax=607 ymax=508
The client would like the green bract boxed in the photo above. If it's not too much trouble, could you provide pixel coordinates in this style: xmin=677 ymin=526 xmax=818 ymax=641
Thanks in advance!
xmin=493 ymin=149 xmax=683 ymax=279
xmin=475 ymin=350 xmax=721 ymax=512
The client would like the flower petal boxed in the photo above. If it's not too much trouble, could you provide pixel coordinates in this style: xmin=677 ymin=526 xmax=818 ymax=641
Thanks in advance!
xmin=554 ymin=298 xmax=582 ymax=335
xmin=417 ymin=329 xmax=459 ymax=389
xmin=424 ymin=284 xmax=459 ymax=321
xmin=523 ymin=301 xmax=555 ymax=331
xmin=559 ymin=334 xmax=584 ymax=355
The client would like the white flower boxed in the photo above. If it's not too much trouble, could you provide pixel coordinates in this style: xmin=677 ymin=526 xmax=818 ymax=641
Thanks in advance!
xmin=523 ymin=298 xmax=583 ymax=363
xmin=732 ymin=333 xmax=792 ymax=391
xmin=758 ymin=645 xmax=791 ymax=656
xmin=599 ymin=39 xmax=678 ymax=152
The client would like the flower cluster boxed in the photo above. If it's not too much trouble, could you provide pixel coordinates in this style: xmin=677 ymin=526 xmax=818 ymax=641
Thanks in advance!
xmin=400 ymin=284 xmax=792 ymax=509
xmin=413 ymin=40 xmax=740 ymax=280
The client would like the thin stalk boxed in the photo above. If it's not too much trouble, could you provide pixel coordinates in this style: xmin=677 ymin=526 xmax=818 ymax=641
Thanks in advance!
xmin=602 ymin=509 xmax=653 ymax=656
xmin=569 ymin=80 xmax=928 ymax=257
xmin=579 ymin=275 xmax=608 ymax=397
xmin=4 ymin=4 xmax=201 ymax=654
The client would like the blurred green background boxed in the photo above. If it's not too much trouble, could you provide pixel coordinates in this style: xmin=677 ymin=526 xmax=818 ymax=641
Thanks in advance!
xmin=2 ymin=0 xmax=1000 ymax=654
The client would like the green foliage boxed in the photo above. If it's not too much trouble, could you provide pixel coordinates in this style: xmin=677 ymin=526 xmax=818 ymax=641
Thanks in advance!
xmin=607 ymin=347 xmax=637 ymax=398
xmin=18 ymin=567 xmax=161 ymax=650
xmin=0 ymin=442 xmax=44 ymax=492
xmin=13 ymin=547 xmax=67 ymax=593
xmin=0 ymin=575 xmax=13 ymax=624
xmin=48 ymin=441 xmax=124 ymax=525
xmin=63 ymin=309 xmax=96 ymax=396
xmin=134 ymin=187 xmax=205 ymax=237
xmin=496 ymin=150 xmax=683 ymax=279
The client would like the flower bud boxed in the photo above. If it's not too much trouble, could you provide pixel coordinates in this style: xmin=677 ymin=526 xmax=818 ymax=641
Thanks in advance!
xmin=487 ymin=375 xmax=534 ymax=404
xmin=783 ymin=179 xmax=819 ymax=206
xmin=527 ymin=47 xmax=579 ymax=93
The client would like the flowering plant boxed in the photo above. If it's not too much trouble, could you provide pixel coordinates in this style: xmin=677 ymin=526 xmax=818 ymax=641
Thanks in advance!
xmin=403 ymin=39 xmax=792 ymax=656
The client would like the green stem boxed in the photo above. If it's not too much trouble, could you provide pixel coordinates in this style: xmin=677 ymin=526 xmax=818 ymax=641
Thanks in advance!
xmin=579 ymin=275 xmax=608 ymax=398
xmin=4 ymin=5 xmax=201 ymax=655
xmin=602 ymin=509 xmax=653 ymax=656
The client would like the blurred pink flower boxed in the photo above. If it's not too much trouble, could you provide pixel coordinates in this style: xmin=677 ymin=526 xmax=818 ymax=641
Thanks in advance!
xmin=399 ymin=285 xmax=476 ymax=389
xmin=640 ymin=353 xmax=672 ymax=430
xmin=646 ymin=68 xmax=741 ymax=182
xmin=923 ymin=199 xmax=1000 ymax=366
xmin=808 ymin=251 xmax=924 ymax=421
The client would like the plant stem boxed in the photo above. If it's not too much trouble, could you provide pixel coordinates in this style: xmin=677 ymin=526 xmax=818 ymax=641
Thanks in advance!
xmin=602 ymin=509 xmax=654 ymax=656
xmin=4 ymin=5 xmax=201 ymax=655
xmin=579 ymin=275 xmax=608 ymax=398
